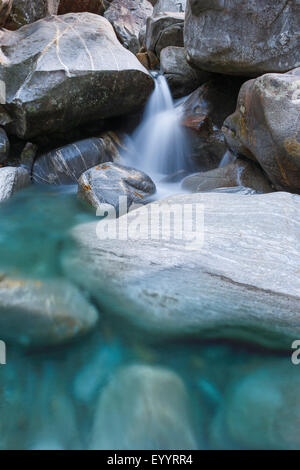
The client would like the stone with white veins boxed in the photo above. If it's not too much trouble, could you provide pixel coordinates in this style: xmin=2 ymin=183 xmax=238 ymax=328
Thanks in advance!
xmin=33 ymin=135 xmax=121 ymax=185
xmin=0 ymin=13 xmax=153 ymax=139
xmin=62 ymin=191 xmax=300 ymax=349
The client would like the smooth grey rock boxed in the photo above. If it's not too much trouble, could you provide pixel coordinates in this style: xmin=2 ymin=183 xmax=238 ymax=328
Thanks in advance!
xmin=0 ymin=13 xmax=153 ymax=139
xmin=63 ymin=191 xmax=300 ymax=349
xmin=0 ymin=128 xmax=9 ymax=163
xmin=160 ymin=46 xmax=211 ymax=98
xmin=78 ymin=161 xmax=156 ymax=211
xmin=179 ymin=77 xmax=243 ymax=170
xmin=181 ymin=159 xmax=273 ymax=194
xmin=33 ymin=135 xmax=121 ymax=185
xmin=145 ymin=12 xmax=184 ymax=57
xmin=184 ymin=0 xmax=300 ymax=76
xmin=0 ymin=166 xmax=30 ymax=202
xmin=104 ymin=0 xmax=153 ymax=54
xmin=6 ymin=0 xmax=59 ymax=29
xmin=213 ymin=361 xmax=300 ymax=450
xmin=91 ymin=364 xmax=197 ymax=450
xmin=0 ymin=276 xmax=98 ymax=346
xmin=223 ymin=67 xmax=300 ymax=194
xmin=0 ymin=0 xmax=12 ymax=26
xmin=154 ymin=0 xmax=186 ymax=16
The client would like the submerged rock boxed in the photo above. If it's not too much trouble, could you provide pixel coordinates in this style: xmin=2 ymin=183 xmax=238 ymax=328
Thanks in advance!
xmin=33 ymin=135 xmax=121 ymax=185
xmin=91 ymin=364 xmax=197 ymax=450
xmin=160 ymin=46 xmax=211 ymax=98
xmin=145 ymin=12 xmax=184 ymax=57
xmin=184 ymin=0 xmax=300 ymax=76
xmin=78 ymin=161 xmax=156 ymax=211
xmin=63 ymin=191 xmax=300 ymax=349
xmin=0 ymin=0 xmax=12 ymax=26
xmin=180 ymin=77 xmax=243 ymax=171
xmin=181 ymin=159 xmax=273 ymax=194
xmin=6 ymin=0 xmax=59 ymax=29
xmin=213 ymin=361 xmax=300 ymax=450
xmin=0 ymin=128 xmax=9 ymax=163
xmin=223 ymin=68 xmax=300 ymax=194
xmin=104 ymin=0 xmax=153 ymax=54
xmin=0 ymin=13 xmax=153 ymax=139
xmin=0 ymin=166 xmax=30 ymax=202
xmin=0 ymin=276 xmax=98 ymax=346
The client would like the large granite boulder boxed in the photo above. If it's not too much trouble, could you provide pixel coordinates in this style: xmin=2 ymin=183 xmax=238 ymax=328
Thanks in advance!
xmin=212 ymin=361 xmax=300 ymax=450
xmin=91 ymin=364 xmax=197 ymax=450
xmin=0 ymin=13 xmax=153 ymax=139
xmin=153 ymin=0 xmax=186 ymax=16
xmin=181 ymin=159 xmax=273 ymax=194
xmin=0 ymin=276 xmax=98 ymax=346
xmin=160 ymin=46 xmax=211 ymax=98
xmin=33 ymin=134 xmax=121 ymax=185
xmin=184 ymin=0 xmax=300 ymax=76
xmin=145 ymin=12 xmax=184 ymax=57
xmin=78 ymin=161 xmax=156 ymax=211
xmin=223 ymin=68 xmax=300 ymax=194
xmin=0 ymin=0 xmax=12 ymax=26
xmin=62 ymin=191 xmax=300 ymax=350
xmin=5 ymin=0 xmax=59 ymax=29
xmin=0 ymin=128 xmax=9 ymax=163
xmin=104 ymin=0 xmax=153 ymax=54
xmin=0 ymin=166 xmax=30 ymax=202
xmin=179 ymin=77 xmax=243 ymax=171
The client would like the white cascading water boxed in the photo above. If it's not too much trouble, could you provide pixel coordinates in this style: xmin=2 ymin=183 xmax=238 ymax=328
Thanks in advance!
xmin=122 ymin=74 xmax=192 ymax=197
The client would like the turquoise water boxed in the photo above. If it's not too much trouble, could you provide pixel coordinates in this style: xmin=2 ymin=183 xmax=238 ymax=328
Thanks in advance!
xmin=0 ymin=185 xmax=295 ymax=450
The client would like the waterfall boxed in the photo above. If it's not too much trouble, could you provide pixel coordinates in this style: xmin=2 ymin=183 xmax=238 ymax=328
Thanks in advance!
xmin=122 ymin=74 xmax=192 ymax=184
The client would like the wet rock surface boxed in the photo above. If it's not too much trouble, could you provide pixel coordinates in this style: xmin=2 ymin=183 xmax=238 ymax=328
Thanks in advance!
xmin=223 ymin=67 xmax=300 ymax=194
xmin=181 ymin=159 xmax=273 ymax=194
xmin=78 ymin=161 xmax=156 ymax=211
xmin=0 ymin=13 xmax=153 ymax=139
xmin=33 ymin=135 xmax=121 ymax=185
xmin=0 ymin=276 xmax=99 ymax=346
xmin=0 ymin=166 xmax=30 ymax=202
xmin=184 ymin=0 xmax=300 ymax=76
xmin=180 ymin=77 xmax=243 ymax=171
xmin=160 ymin=46 xmax=211 ymax=98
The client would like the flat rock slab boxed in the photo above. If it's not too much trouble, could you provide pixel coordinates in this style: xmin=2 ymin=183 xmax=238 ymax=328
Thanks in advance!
xmin=0 ymin=13 xmax=153 ymax=139
xmin=63 ymin=191 xmax=300 ymax=349
xmin=0 ymin=276 xmax=98 ymax=346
